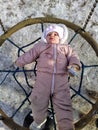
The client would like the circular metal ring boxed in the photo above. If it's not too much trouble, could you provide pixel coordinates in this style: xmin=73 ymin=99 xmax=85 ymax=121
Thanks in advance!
xmin=0 ymin=17 xmax=98 ymax=130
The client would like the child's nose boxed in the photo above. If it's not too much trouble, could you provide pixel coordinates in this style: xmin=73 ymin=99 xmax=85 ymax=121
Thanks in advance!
xmin=50 ymin=33 xmax=55 ymax=37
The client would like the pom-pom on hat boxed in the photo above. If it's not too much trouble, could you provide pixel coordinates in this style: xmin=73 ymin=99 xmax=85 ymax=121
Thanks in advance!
xmin=42 ymin=24 xmax=68 ymax=44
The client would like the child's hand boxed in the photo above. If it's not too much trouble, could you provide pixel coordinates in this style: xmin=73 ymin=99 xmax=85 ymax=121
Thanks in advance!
xmin=68 ymin=67 xmax=76 ymax=77
xmin=67 ymin=64 xmax=80 ymax=77
xmin=14 ymin=60 xmax=23 ymax=68
xmin=73 ymin=64 xmax=80 ymax=71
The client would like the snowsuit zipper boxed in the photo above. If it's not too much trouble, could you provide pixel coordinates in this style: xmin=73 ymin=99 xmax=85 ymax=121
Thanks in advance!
xmin=51 ymin=44 xmax=57 ymax=95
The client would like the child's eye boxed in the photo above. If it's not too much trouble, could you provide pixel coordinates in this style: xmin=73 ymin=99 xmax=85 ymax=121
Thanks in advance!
xmin=47 ymin=32 xmax=59 ymax=37
xmin=47 ymin=33 xmax=51 ymax=36
xmin=48 ymin=34 xmax=51 ymax=36
xmin=54 ymin=33 xmax=58 ymax=36
xmin=54 ymin=32 xmax=59 ymax=36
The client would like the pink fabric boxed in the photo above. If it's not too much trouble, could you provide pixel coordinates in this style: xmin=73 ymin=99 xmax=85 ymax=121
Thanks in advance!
xmin=16 ymin=41 xmax=81 ymax=130
xmin=30 ymin=72 xmax=74 ymax=130
xmin=16 ymin=42 xmax=81 ymax=74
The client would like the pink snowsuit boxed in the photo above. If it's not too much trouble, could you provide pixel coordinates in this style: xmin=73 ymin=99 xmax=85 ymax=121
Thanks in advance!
xmin=16 ymin=41 xmax=81 ymax=130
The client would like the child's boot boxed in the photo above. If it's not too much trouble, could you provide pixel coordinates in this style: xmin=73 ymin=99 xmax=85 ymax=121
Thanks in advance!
xmin=29 ymin=120 xmax=46 ymax=130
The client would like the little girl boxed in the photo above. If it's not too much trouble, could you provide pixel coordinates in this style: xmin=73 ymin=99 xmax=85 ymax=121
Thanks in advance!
xmin=15 ymin=24 xmax=81 ymax=130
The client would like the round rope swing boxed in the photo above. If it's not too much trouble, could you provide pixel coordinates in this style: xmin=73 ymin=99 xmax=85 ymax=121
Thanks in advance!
xmin=0 ymin=1 xmax=98 ymax=130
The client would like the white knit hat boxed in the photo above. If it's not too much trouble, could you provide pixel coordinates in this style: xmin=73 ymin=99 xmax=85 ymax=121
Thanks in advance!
xmin=44 ymin=24 xmax=64 ymax=39
xmin=42 ymin=24 xmax=68 ymax=44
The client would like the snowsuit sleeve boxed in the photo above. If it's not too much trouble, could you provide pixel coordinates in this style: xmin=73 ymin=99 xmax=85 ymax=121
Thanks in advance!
xmin=15 ymin=43 xmax=41 ymax=67
xmin=66 ymin=45 xmax=81 ymax=69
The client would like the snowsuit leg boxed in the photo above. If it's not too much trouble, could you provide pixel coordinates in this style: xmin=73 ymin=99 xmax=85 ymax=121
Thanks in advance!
xmin=30 ymin=72 xmax=74 ymax=130
xmin=52 ymin=74 xmax=74 ymax=130
xmin=30 ymin=72 xmax=52 ymax=125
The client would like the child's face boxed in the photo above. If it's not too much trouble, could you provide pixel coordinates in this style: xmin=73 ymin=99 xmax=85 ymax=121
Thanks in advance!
xmin=46 ymin=31 xmax=60 ymax=44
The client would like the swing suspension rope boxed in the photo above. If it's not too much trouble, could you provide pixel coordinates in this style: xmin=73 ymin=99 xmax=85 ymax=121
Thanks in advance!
xmin=0 ymin=1 xmax=98 ymax=130
xmin=83 ymin=0 xmax=98 ymax=30
xmin=69 ymin=0 xmax=98 ymax=44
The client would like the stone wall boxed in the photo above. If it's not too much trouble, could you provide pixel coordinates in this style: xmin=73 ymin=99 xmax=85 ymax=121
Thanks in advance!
xmin=0 ymin=0 xmax=98 ymax=130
